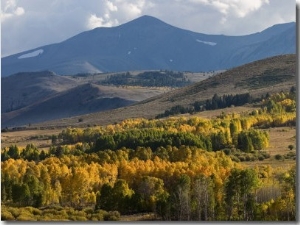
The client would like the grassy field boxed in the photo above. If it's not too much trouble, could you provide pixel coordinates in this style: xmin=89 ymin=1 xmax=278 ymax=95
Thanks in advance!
xmin=1 ymin=128 xmax=61 ymax=151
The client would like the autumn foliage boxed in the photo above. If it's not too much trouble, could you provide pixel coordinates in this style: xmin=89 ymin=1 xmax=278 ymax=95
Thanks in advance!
xmin=1 ymin=90 xmax=296 ymax=221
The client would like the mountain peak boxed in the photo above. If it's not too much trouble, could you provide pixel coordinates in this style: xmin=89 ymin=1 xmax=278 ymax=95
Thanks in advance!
xmin=136 ymin=15 xmax=163 ymax=22
xmin=121 ymin=15 xmax=169 ymax=28
xmin=131 ymin=15 xmax=164 ymax=22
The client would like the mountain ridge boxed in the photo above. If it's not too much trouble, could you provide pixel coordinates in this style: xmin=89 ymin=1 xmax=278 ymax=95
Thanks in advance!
xmin=1 ymin=15 xmax=295 ymax=77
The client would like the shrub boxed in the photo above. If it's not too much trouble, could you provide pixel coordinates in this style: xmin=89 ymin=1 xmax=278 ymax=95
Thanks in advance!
xmin=230 ymin=155 xmax=240 ymax=162
xmin=223 ymin=148 xmax=232 ymax=155
xmin=1 ymin=210 xmax=15 ymax=220
xmin=92 ymin=210 xmax=106 ymax=221
xmin=24 ymin=206 xmax=42 ymax=215
xmin=39 ymin=215 xmax=68 ymax=221
xmin=17 ymin=214 xmax=37 ymax=221
xmin=103 ymin=211 xmax=120 ymax=221
xmin=245 ymin=155 xmax=251 ymax=161
xmin=8 ymin=207 xmax=21 ymax=218
xmin=261 ymin=151 xmax=270 ymax=159
xmin=238 ymin=156 xmax=245 ymax=162
xmin=275 ymin=154 xmax=283 ymax=160
xmin=69 ymin=216 xmax=88 ymax=221
xmin=17 ymin=209 xmax=36 ymax=221
xmin=284 ymin=151 xmax=296 ymax=159
xmin=258 ymin=156 xmax=265 ymax=161
xmin=83 ymin=208 xmax=94 ymax=214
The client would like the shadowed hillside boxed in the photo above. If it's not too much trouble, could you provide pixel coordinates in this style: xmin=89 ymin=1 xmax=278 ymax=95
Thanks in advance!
xmin=32 ymin=54 xmax=296 ymax=128
xmin=1 ymin=71 xmax=77 ymax=113
xmin=2 ymin=83 xmax=137 ymax=127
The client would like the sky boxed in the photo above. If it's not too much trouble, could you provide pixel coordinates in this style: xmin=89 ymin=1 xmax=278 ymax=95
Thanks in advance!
xmin=1 ymin=0 xmax=296 ymax=57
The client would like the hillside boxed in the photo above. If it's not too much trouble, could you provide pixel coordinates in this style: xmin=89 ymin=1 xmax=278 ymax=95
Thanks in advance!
xmin=32 ymin=54 xmax=296 ymax=128
xmin=1 ymin=71 xmax=77 ymax=113
xmin=1 ymin=16 xmax=295 ymax=77
xmin=2 ymin=67 xmax=217 ymax=128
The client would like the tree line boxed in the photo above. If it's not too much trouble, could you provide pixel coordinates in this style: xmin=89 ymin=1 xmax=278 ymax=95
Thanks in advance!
xmin=101 ymin=70 xmax=191 ymax=87
xmin=156 ymin=87 xmax=296 ymax=118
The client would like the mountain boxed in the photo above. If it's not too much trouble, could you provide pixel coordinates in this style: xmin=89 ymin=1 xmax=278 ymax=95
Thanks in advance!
xmin=1 ymin=15 xmax=295 ymax=77
xmin=22 ymin=54 xmax=296 ymax=129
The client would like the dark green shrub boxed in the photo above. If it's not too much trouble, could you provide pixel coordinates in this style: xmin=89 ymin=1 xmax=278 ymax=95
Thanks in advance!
xmin=223 ymin=148 xmax=232 ymax=155
xmin=245 ymin=155 xmax=251 ymax=161
xmin=258 ymin=156 xmax=265 ymax=161
xmin=261 ymin=152 xmax=270 ymax=159
xmin=275 ymin=154 xmax=283 ymax=160
xmin=238 ymin=156 xmax=245 ymax=162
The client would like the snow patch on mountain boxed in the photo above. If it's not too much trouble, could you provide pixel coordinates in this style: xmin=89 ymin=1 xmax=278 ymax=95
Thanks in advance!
xmin=18 ymin=49 xmax=44 ymax=59
xmin=196 ymin=39 xmax=217 ymax=46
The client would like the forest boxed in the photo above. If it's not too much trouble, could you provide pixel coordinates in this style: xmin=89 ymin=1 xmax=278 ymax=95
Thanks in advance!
xmin=1 ymin=89 xmax=296 ymax=221
xmin=100 ymin=70 xmax=191 ymax=87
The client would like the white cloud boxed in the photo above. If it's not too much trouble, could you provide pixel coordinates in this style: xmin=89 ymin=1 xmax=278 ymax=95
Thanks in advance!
xmin=194 ymin=0 xmax=270 ymax=16
xmin=106 ymin=0 xmax=118 ymax=12
xmin=227 ymin=0 xmax=270 ymax=18
xmin=123 ymin=3 xmax=142 ymax=17
xmin=211 ymin=1 xmax=229 ymax=15
xmin=14 ymin=6 xmax=24 ymax=15
xmin=86 ymin=0 xmax=119 ymax=29
xmin=187 ymin=0 xmax=270 ymax=24
xmin=87 ymin=14 xmax=105 ymax=29
xmin=1 ymin=0 xmax=25 ymax=22
xmin=87 ymin=14 xmax=118 ymax=29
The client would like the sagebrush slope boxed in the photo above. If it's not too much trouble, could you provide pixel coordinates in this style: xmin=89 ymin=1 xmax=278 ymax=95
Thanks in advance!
xmin=33 ymin=54 xmax=296 ymax=128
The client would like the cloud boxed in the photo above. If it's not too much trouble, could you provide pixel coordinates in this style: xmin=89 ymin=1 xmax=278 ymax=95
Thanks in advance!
xmin=186 ymin=0 xmax=270 ymax=24
xmin=1 ymin=0 xmax=25 ymax=22
xmin=86 ymin=0 xmax=119 ymax=29
xmin=227 ymin=0 xmax=270 ymax=18
xmin=106 ymin=0 xmax=118 ymax=12
xmin=87 ymin=14 xmax=118 ymax=29
xmin=86 ymin=0 xmax=155 ymax=29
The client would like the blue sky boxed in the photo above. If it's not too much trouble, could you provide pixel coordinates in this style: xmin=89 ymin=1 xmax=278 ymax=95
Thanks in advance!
xmin=1 ymin=0 xmax=296 ymax=57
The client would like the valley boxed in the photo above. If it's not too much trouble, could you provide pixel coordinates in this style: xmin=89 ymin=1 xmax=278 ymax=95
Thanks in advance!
xmin=1 ymin=6 xmax=297 ymax=222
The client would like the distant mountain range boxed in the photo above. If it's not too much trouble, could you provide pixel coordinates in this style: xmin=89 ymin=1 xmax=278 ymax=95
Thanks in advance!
xmin=1 ymin=15 xmax=295 ymax=77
